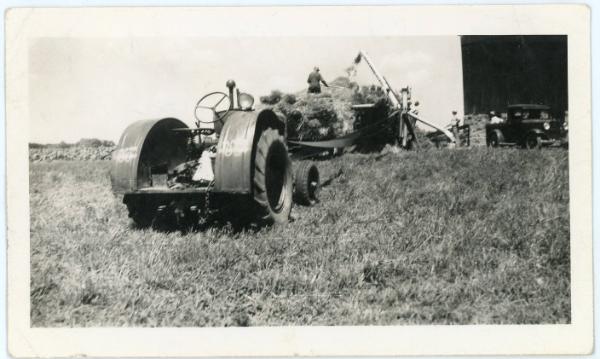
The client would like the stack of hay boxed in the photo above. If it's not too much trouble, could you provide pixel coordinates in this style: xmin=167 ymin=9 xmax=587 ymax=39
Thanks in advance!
xmin=258 ymin=77 xmax=391 ymax=142
xmin=463 ymin=114 xmax=489 ymax=147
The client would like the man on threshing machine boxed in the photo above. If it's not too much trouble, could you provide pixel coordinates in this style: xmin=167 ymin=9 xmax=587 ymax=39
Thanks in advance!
xmin=307 ymin=66 xmax=329 ymax=94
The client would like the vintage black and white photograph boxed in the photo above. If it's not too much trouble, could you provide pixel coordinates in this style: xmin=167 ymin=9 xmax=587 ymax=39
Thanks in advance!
xmin=6 ymin=5 xmax=593 ymax=357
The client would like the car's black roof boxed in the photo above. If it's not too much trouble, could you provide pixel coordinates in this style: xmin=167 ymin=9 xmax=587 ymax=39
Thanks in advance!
xmin=508 ymin=104 xmax=550 ymax=110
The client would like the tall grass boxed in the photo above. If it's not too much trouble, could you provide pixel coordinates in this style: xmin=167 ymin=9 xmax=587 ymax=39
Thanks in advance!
xmin=30 ymin=147 xmax=570 ymax=326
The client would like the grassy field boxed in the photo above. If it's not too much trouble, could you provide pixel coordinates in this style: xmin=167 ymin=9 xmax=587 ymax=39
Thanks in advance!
xmin=30 ymin=147 xmax=570 ymax=326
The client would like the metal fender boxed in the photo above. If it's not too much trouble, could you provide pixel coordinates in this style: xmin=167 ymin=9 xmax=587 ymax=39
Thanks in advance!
xmin=110 ymin=118 xmax=188 ymax=194
xmin=487 ymin=129 xmax=505 ymax=143
xmin=214 ymin=109 xmax=285 ymax=193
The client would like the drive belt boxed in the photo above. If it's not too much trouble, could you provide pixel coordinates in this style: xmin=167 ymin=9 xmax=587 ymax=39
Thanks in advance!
xmin=288 ymin=116 xmax=392 ymax=149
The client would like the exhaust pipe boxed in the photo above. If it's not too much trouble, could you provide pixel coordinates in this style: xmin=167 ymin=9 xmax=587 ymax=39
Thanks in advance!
xmin=226 ymin=79 xmax=236 ymax=109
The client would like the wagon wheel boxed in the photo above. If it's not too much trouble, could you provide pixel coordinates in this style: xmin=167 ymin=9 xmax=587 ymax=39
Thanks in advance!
xmin=294 ymin=162 xmax=320 ymax=206
xmin=525 ymin=134 xmax=542 ymax=149
xmin=253 ymin=128 xmax=293 ymax=224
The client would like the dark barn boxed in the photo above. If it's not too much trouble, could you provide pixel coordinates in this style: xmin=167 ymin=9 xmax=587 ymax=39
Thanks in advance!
xmin=461 ymin=35 xmax=568 ymax=118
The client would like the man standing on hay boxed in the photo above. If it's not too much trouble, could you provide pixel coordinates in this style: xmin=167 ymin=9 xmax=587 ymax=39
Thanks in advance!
xmin=307 ymin=66 xmax=329 ymax=94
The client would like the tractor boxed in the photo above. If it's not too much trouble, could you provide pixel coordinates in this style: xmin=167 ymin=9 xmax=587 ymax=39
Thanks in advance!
xmin=110 ymin=80 xmax=320 ymax=228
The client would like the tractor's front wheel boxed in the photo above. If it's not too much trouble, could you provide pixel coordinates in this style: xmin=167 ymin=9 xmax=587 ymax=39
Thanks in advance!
xmin=294 ymin=162 xmax=320 ymax=206
xmin=253 ymin=128 xmax=293 ymax=224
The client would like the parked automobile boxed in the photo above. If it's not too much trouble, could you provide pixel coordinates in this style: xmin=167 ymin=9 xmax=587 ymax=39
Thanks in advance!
xmin=486 ymin=104 xmax=568 ymax=149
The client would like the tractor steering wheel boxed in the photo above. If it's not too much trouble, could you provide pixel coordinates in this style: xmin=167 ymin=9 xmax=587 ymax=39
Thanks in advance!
xmin=194 ymin=92 xmax=231 ymax=125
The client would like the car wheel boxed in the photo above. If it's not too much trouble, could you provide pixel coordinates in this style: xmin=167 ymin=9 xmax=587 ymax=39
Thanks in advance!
xmin=253 ymin=128 xmax=293 ymax=224
xmin=294 ymin=162 xmax=320 ymax=206
xmin=489 ymin=132 xmax=500 ymax=148
xmin=525 ymin=134 xmax=542 ymax=149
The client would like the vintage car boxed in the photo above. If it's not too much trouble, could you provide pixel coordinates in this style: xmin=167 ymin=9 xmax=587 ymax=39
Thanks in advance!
xmin=486 ymin=104 xmax=568 ymax=149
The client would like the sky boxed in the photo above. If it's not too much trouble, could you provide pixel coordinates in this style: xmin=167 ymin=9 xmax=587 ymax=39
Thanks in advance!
xmin=29 ymin=36 xmax=464 ymax=143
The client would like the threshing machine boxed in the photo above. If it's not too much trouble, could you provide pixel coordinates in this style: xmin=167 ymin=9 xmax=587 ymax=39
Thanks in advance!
xmin=352 ymin=51 xmax=457 ymax=149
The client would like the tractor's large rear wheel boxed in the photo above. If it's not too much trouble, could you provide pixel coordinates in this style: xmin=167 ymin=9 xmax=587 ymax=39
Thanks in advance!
xmin=253 ymin=128 xmax=293 ymax=224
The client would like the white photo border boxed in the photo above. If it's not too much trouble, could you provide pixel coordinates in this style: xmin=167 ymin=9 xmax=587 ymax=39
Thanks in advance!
xmin=6 ymin=4 xmax=592 ymax=357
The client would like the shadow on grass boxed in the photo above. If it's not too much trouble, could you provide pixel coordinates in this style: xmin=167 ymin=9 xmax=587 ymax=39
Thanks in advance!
xmin=137 ymin=204 xmax=269 ymax=235
xmin=131 ymin=173 xmax=341 ymax=235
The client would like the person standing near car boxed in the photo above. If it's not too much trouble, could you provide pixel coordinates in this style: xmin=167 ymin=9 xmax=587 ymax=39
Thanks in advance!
xmin=307 ymin=67 xmax=329 ymax=94
xmin=449 ymin=110 xmax=462 ymax=146
xmin=490 ymin=111 xmax=503 ymax=124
